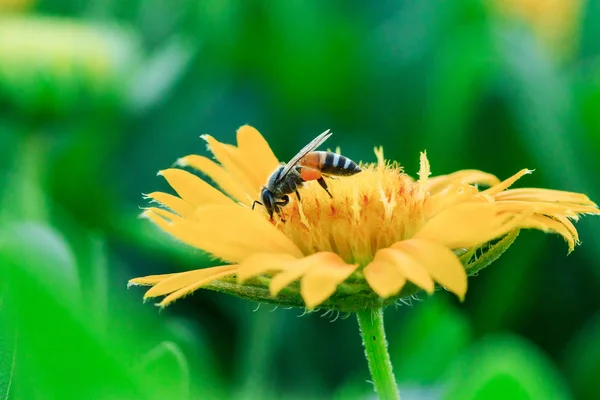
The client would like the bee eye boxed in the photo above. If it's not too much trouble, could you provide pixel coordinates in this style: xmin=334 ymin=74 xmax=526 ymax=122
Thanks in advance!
xmin=261 ymin=189 xmax=272 ymax=208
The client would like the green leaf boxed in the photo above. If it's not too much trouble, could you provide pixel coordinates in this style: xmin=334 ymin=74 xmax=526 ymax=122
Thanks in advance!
xmin=464 ymin=230 xmax=520 ymax=276
xmin=443 ymin=334 xmax=572 ymax=400
xmin=1 ymin=222 xmax=153 ymax=398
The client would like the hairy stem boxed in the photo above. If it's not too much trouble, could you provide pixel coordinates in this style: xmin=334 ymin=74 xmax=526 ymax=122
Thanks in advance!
xmin=356 ymin=308 xmax=400 ymax=400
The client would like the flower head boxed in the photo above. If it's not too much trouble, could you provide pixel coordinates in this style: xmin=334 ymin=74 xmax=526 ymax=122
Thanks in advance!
xmin=129 ymin=126 xmax=599 ymax=311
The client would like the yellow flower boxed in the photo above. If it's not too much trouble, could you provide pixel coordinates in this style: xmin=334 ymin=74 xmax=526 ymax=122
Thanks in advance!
xmin=129 ymin=126 xmax=599 ymax=311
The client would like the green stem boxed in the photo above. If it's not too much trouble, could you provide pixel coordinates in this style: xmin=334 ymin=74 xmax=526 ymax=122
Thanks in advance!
xmin=356 ymin=308 xmax=400 ymax=400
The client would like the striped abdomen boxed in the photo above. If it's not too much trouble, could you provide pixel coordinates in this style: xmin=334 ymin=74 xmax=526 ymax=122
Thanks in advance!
xmin=301 ymin=151 xmax=361 ymax=176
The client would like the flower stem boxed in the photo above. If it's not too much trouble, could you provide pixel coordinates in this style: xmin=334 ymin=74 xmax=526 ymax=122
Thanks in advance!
xmin=356 ymin=308 xmax=400 ymax=400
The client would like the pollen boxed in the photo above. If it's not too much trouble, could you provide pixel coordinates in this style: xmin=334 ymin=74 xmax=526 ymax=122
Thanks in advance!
xmin=276 ymin=153 xmax=427 ymax=265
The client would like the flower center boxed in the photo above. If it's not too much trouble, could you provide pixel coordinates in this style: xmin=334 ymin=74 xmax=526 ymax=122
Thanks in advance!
xmin=276 ymin=159 xmax=428 ymax=265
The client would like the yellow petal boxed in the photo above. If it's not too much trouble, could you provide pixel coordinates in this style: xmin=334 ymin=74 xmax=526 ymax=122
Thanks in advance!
xmin=552 ymin=214 xmax=579 ymax=242
xmin=374 ymin=146 xmax=385 ymax=169
xmin=374 ymin=248 xmax=434 ymax=293
xmin=225 ymin=143 xmax=265 ymax=190
xmin=189 ymin=205 xmax=304 ymax=256
xmin=364 ymin=259 xmax=407 ymax=298
xmin=270 ymin=266 xmax=310 ymax=297
xmin=522 ymin=214 xmax=578 ymax=252
xmin=418 ymin=151 xmax=431 ymax=188
xmin=202 ymin=134 xmax=262 ymax=191
xmin=143 ymin=205 xmax=303 ymax=263
xmin=393 ymin=239 xmax=467 ymax=300
xmin=416 ymin=202 xmax=516 ymax=248
xmin=494 ymin=200 xmax=595 ymax=217
xmin=428 ymin=184 xmax=482 ymax=216
xmin=482 ymin=169 xmax=533 ymax=196
xmin=269 ymin=253 xmax=334 ymax=296
xmin=128 ymin=272 xmax=179 ymax=287
xmin=142 ymin=206 xmax=182 ymax=224
xmin=237 ymin=253 xmax=298 ymax=283
xmin=428 ymin=170 xmax=500 ymax=194
xmin=495 ymin=188 xmax=598 ymax=205
xmin=158 ymin=268 xmax=237 ymax=307
xmin=159 ymin=168 xmax=234 ymax=206
xmin=144 ymin=192 xmax=194 ymax=217
xmin=236 ymin=125 xmax=279 ymax=184
xmin=144 ymin=265 xmax=237 ymax=298
xmin=300 ymin=253 xmax=358 ymax=309
xmin=177 ymin=155 xmax=253 ymax=204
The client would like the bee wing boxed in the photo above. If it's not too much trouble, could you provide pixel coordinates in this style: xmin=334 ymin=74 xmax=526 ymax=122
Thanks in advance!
xmin=276 ymin=129 xmax=332 ymax=183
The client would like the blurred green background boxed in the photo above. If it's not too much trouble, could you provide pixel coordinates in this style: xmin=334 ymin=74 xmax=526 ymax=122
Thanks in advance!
xmin=2 ymin=0 xmax=600 ymax=399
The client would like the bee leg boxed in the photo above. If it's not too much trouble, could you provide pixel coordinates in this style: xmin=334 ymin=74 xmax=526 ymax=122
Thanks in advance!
xmin=317 ymin=177 xmax=333 ymax=198
xmin=295 ymin=190 xmax=301 ymax=202
xmin=266 ymin=204 xmax=277 ymax=221
xmin=273 ymin=195 xmax=289 ymax=222
xmin=274 ymin=207 xmax=286 ymax=223
xmin=276 ymin=195 xmax=290 ymax=207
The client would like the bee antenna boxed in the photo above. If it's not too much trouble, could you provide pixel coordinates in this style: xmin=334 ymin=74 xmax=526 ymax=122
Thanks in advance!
xmin=252 ymin=200 xmax=263 ymax=210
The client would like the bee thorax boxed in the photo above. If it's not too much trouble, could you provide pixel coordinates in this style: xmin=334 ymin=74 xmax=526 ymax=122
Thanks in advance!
xmin=266 ymin=166 xmax=304 ymax=196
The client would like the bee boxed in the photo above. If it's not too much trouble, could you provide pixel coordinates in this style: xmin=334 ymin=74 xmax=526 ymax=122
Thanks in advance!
xmin=252 ymin=130 xmax=362 ymax=220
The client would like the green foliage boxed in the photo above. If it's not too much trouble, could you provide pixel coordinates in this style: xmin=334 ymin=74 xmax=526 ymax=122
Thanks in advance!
xmin=1 ymin=0 xmax=600 ymax=398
